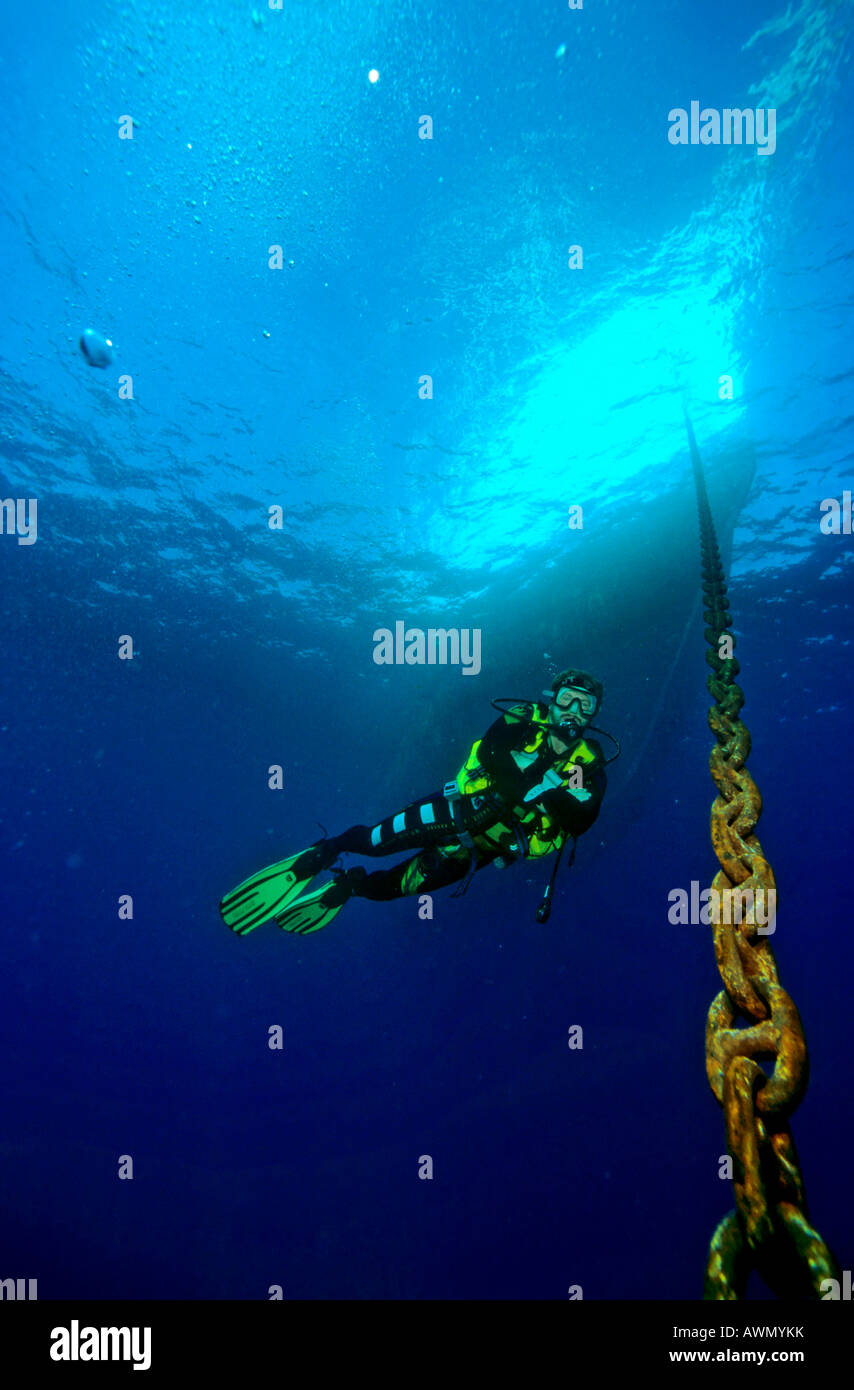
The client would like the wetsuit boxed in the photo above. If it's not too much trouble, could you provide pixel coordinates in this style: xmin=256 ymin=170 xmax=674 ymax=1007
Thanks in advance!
xmin=325 ymin=702 xmax=607 ymax=900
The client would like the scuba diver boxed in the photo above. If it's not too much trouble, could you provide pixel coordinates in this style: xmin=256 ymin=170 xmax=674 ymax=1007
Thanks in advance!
xmin=220 ymin=667 xmax=613 ymax=937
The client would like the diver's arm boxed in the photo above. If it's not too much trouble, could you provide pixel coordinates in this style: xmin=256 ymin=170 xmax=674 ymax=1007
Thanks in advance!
xmin=478 ymin=711 xmax=529 ymax=759
xmin=538 ymin=763 xmax=607 ymax=838
xmin=476 ymin=712 xmax=533 ymax=799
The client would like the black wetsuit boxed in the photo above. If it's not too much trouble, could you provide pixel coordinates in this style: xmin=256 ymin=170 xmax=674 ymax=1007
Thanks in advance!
xmin=324 ymin=704 xmax=607 ymax=901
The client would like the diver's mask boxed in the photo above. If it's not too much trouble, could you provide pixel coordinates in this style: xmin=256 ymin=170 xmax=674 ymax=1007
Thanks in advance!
xmin=544 ymin=684 xmax=599 ymax=738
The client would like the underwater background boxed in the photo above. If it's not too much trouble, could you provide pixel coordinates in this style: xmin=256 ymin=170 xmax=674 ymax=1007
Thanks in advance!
xmin=1 ymin=0 xmax=852 ymax=1300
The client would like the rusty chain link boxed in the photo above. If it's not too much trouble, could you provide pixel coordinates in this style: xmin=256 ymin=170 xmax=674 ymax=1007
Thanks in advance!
xmin=686 ymin=409 xmax=839 ymax=1299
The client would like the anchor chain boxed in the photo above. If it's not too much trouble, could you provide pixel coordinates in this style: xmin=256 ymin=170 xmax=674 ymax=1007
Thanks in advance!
xmin=686 ymin=410 xmax=839 ymax=1299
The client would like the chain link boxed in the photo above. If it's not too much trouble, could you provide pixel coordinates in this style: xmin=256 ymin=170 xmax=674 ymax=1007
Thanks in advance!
xmin=686 ymin=410 xmax=839 ymax=1299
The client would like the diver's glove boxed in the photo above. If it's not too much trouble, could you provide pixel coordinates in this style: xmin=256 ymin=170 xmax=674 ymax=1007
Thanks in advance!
xmin=524 ymin=768 xmax=592 ymax=806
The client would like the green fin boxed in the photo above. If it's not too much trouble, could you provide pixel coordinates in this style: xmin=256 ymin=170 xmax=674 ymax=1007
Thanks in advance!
xmin=220 ymin=845 xmax=326 ymax=936
xmin=274 ymin=880 xmax=349 ymax=936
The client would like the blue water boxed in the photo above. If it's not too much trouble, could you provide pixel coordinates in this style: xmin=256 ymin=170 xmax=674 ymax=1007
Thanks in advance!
xmin=1 ymin=0 xmax=852 ymax=1300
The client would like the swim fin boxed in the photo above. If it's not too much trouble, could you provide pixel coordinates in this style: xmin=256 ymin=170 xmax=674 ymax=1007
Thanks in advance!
xmin=274 ymin=876 xmax=352 ymax=936
xmin=220 ymin=842 xmax=335 ymax=936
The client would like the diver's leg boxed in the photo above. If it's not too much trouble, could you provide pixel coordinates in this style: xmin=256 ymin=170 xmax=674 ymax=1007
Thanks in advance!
xmin=222 ymin=797 xmax=491 ymax=935
xmin=340 ymin=845 xmax=487 ymax=902
xmin=329 ymin=792 xmax=496 ymax=860
xmin=277 ymin=810 xmax=460 ymax=907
